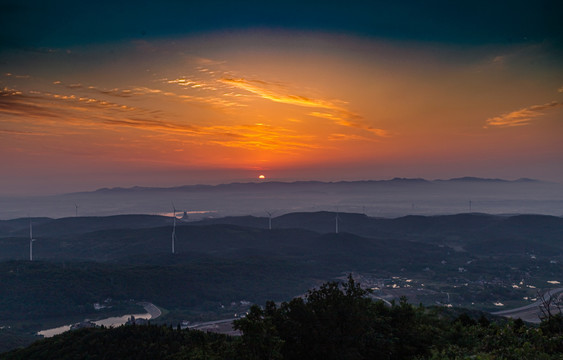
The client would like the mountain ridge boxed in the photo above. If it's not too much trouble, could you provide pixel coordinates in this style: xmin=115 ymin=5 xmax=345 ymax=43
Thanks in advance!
xmin=79 ymin=177 xmax=542 ymax=195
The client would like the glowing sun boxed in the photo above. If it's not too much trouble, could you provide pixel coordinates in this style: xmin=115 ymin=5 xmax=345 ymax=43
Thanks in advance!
xmin=258 ymin=174 xmax=266 ymax=179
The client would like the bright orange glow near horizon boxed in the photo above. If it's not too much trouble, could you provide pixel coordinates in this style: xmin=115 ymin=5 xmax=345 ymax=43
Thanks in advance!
xmin=1 ymin=31 xmax=562 ymax=195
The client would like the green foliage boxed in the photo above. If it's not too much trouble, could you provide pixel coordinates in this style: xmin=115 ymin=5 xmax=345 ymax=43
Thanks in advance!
xmin=233 ymin=276 xmax=563 ymax=360
xmin=3 ymin=276 xmax=563 ymax=359
xmin=0 ymin=325 xmax=236 ymax=360
xmin=233 ymin=305 xmax=283 ymax=360
xmin=540 ymin=313 xmax=563 ymax=335
xmin=0 ymin=329 xmax=40 ymax=354
xmin=0 ymin=259 xmax=313 ymax=323
xmin=236 ymin=276 xmax=429 ymax=359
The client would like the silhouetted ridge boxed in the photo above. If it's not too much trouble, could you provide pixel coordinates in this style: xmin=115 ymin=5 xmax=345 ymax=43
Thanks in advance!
xmin=78 ymin=177 xmax=544 ymax=195
xmin=446 ymin=177 xmax=508 ymax=182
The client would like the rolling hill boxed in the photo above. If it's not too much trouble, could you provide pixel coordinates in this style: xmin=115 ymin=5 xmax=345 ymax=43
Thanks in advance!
xmin=1 ymin=211 xmax=561 ymax=354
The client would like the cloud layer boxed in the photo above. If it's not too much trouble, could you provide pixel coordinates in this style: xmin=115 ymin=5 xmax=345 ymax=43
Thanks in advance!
xmin=486 ymin=101 xmax=563 ymax=127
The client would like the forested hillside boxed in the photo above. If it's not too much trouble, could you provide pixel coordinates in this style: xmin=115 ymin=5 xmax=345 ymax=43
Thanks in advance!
xmin=1 ymin=212 xmax=562 ymax=354
xmin=2 ymin=277 xmax=562 ymax=359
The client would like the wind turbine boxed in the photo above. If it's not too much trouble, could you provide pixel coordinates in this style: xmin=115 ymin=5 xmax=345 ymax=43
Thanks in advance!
xmin=29 ymin=217 xmax=36 ymax=261
xmin=74 ymin=203 xmax=79 ymax=217
xmin=335 ymin=207 xmax=340 ymax=234
xmin=171 ymin=202 xmax=177 ymax=254
xmin=265 ymin=210 xmax=275 ymax=230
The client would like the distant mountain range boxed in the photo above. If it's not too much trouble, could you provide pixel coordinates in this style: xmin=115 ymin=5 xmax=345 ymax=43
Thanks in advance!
xmin=1 ymin=177 xmax=561 ymax=219
xmin=86 ymin=177 xmax=542 ymax=194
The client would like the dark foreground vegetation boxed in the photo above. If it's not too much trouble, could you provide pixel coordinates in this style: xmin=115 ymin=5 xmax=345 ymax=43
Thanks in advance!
xmin=2 ymin=277 xmax=562 ymax=360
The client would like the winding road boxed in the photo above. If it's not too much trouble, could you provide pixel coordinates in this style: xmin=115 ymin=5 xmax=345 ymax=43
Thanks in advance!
xmin=491 ymin=287 xmax=563 ymax=323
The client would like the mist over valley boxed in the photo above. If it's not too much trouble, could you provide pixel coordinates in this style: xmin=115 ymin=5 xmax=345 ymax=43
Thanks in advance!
xmin=1 ymin=177 xmax=561 ymax=220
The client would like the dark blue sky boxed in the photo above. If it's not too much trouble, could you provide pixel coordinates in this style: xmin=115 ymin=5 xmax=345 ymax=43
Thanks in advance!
xmin=2 ymin=0 xmax=562 ymax=49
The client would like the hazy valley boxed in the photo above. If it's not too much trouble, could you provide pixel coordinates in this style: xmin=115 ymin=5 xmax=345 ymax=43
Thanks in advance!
xmin=1 ymin=179 xmax=562 ymax=354
xmin=1 ymin=177 xmax=562 ymax=220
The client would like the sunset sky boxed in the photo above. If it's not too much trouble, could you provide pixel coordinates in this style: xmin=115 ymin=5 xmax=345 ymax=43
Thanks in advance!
xmin=1 ymin=1 xmax=562 ymax=195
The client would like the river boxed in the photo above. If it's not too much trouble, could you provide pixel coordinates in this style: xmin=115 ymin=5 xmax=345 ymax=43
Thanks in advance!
xmin=38 ymin=302 xmax=161 ymax=338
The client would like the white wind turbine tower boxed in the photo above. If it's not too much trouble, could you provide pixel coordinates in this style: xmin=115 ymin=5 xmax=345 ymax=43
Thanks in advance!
xmin=265 ymin=210 xmax=275 ymax=230
xmin=335 ymin=207 xmax=340 ymax=234
xmin=75 ymin=203 xmax=79 ymax=217
xmin=29 ymin=217 xmax=36 ymax=261
xmin=171 ymin=202 xmax=177 ymax=254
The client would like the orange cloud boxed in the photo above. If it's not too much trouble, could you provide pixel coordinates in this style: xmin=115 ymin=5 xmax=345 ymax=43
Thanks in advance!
xmin=221 ymin=78 xmax=387 ymax=137
xmin=132 ymin=86 xmax=243 ymax=109
xmin=166 ymin=78 xmax=215 ymax=90
xmin=199 ymin=123 xmax=321 ymax=153
xmin=327 ymin=133 xmax=376 ymax=141
xmin=486 ymin=101 xmax=563 ymax=127
xmin=220 ymin=78 xmax=341 ymax=110
xmin=0 ymin=129 xmax=47 ymax=136
xmin=1 ymin=85 xmax=321 ymax=154
xmin=308 ymin=112 xmax=388 ymax=137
